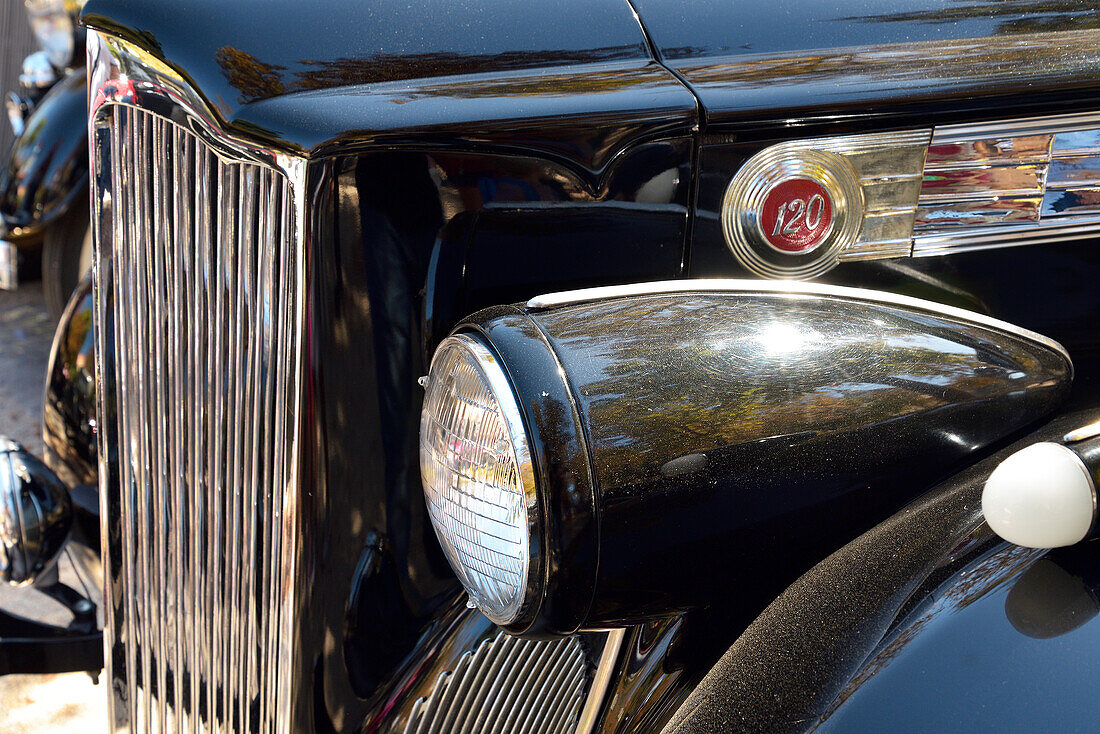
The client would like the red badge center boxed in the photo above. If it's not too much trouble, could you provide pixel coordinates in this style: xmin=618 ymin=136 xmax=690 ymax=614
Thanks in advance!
xmin=759 ymin=178 xmax=834 ymax=253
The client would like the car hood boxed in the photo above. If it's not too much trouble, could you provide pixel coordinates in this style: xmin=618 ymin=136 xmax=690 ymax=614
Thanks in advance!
xmin=81 ymin=0 xmax=653 ymax=140
xmin=630 ymin=0 xmax=1100 ymax=127
xmin=84 ymin=0 xmax=1100 ymax=139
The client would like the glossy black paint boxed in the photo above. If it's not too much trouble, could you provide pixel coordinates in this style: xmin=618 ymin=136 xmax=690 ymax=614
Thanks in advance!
xmin=699 ymin=248 xmax=1100 ymax=408
xmin=599 ymin=617 xmax=688 ymax=733
xmin=80 ymin=0 xmax=690 ymax=164
xmin=228 ymin=59 xmax=698 ymax=177
xmin=632 ymin=0 xmax=1100 ymax=131
xmin=0 ymin=606 xmax=101 ymax=676
xmin=813 ymin=540 xmax=1100 ymax=732
xmin=0 ymin=68 xmax=88 ymax=237
xmin=84 ymin=0 xmax=648 ymax=107
xmin=662 ymin=408 xmax=1100 ymax=734
xmin=635 ymin=0 xmax=1099 ymax=60
xmin=78 ymin=6 xmax=696 ymax=724
xmin=646 ymin=0 xmax=1100 ymax=300
xmin=1003 ymin=542 xmax=1100 ymax=640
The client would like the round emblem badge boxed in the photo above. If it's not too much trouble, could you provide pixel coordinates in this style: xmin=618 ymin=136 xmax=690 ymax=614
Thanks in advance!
xmin=759 ymin=178 xmax=834 ymax=254
xmin=721 ymin=146 xmax=864 ymax=279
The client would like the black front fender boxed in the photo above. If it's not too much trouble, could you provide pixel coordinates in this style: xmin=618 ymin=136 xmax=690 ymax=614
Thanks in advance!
xmin=664 ymin=407 xmax=1100 ymax=734
xmin=0 ymin=68 xmax=88 ymax=237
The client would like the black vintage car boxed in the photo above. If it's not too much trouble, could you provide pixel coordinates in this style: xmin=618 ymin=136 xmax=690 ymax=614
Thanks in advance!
xmin=1 ymin=0 xmax=92 ymax=319
xmin=4 ymin=1 xmax=1100 ymax=732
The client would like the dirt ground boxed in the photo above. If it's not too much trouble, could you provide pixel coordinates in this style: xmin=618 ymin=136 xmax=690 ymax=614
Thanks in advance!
xmin=0 ymin=281 xmax=110 ymax=732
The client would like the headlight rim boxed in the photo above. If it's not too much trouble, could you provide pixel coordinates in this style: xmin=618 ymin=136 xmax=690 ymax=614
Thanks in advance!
xmin=421 ymin=332 xmax=545 ymax=628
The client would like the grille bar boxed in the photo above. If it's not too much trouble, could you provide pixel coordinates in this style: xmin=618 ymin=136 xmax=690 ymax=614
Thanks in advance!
xmin=405 ymin=632 xmax=587 ymax=734
xmin=102 ymin=104 xmax=300 ymax=733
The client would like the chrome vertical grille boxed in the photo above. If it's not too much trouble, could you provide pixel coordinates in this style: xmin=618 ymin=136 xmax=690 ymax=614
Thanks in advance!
xmin=98 ymin=103 xmax=301 ymax=733
xmin=405 ymin=632 xmax=588 ymax=734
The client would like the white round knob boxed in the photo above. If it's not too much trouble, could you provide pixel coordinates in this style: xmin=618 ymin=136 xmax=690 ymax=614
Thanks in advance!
xmin=982 ymin=442 xmax=1096 ymax=548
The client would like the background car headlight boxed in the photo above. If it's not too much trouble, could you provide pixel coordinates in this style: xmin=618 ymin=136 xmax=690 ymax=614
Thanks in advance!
xmin=419 ymin=333 xmax=540 ymax=626
xmin=0 ymin=437 xmax=73 ymax=586
xmin=25 ymin=0 xmax=75 ymax=69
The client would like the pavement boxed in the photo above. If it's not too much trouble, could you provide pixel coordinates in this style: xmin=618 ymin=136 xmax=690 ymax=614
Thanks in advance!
xmin=0 ymin=281 xmax=53 ymax=450
xmin=0 ymin=282 xmax=110 ymax=732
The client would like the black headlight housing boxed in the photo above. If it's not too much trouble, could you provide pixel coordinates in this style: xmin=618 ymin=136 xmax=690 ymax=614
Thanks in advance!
xmin=420 ymin=281 xmax=1073 ymax=636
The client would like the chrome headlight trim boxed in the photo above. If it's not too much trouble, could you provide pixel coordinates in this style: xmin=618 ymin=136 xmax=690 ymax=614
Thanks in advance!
xmin=420 ymin=333 xmax=543 ymax=627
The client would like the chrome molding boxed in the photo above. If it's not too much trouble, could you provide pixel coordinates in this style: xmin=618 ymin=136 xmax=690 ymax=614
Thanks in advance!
xmin=721 ymin=131 xmax=930 ymax=277
xmin=924 ymin=111 xmax=1100 ymax=143
xmin=90 ymin=31 xmax=308 ymax=734
xmin=722 ymin=111 xmax=1100 ymax=272
xmin=402 ymin=630 xmax=588 ymax=734
xmin=912 ymin=112 xmax=1100 ymax=256
xmin=575 ymin=629 xmax=626 ymax=734
xmin=1064 ymin=420 xmax=1100 ymax=444
xmin=782 ymin=130 xmax=931 ymax=262
xmin=526 ymin=278 xmax=1071 ymax=365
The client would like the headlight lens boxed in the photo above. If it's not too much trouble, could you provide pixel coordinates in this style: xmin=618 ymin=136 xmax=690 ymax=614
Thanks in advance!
xmin=419 ymin=334 xmax=538 ymax=625
xmin=25 ymin=0 xmax=74 ymax=69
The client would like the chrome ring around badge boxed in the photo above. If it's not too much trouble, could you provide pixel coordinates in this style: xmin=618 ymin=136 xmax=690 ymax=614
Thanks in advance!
xmin=722 ymin=145 xmax=865 ymax=279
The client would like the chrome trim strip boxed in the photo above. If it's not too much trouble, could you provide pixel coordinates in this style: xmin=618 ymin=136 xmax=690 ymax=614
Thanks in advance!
xmin=932 ymin=112 xmax=1100 ymax=142
xmin=925 ymin=136 xmax=1053 ymax=169
xmin=722 ymin=111 xmax=1100 ymax=269
xmin=912 ymin=215 xmax=1100 ymax=256
xmin=575 ymin=629 xmax=627 ymax=734
xmin=914 ymin=197 xmax=1042 ymax=230
xmin=526 ymin=279 xmax=1071 ymax=365
xmin=912 ymin=112 xmax=1100 ymax=256
xmin=782 ymin=129 xmax=932 ymax=155
xmin=1064 ymin=420 xmax=1100 ymax=444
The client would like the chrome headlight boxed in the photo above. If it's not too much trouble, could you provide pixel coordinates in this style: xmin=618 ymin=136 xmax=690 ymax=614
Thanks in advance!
xmin=25 ymin=0 xmax=74 ymax=69
xmin=419 ymin=334 xmax=540 ymax=626
xmin=0 ymin=437 xmax=73 ymax=586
